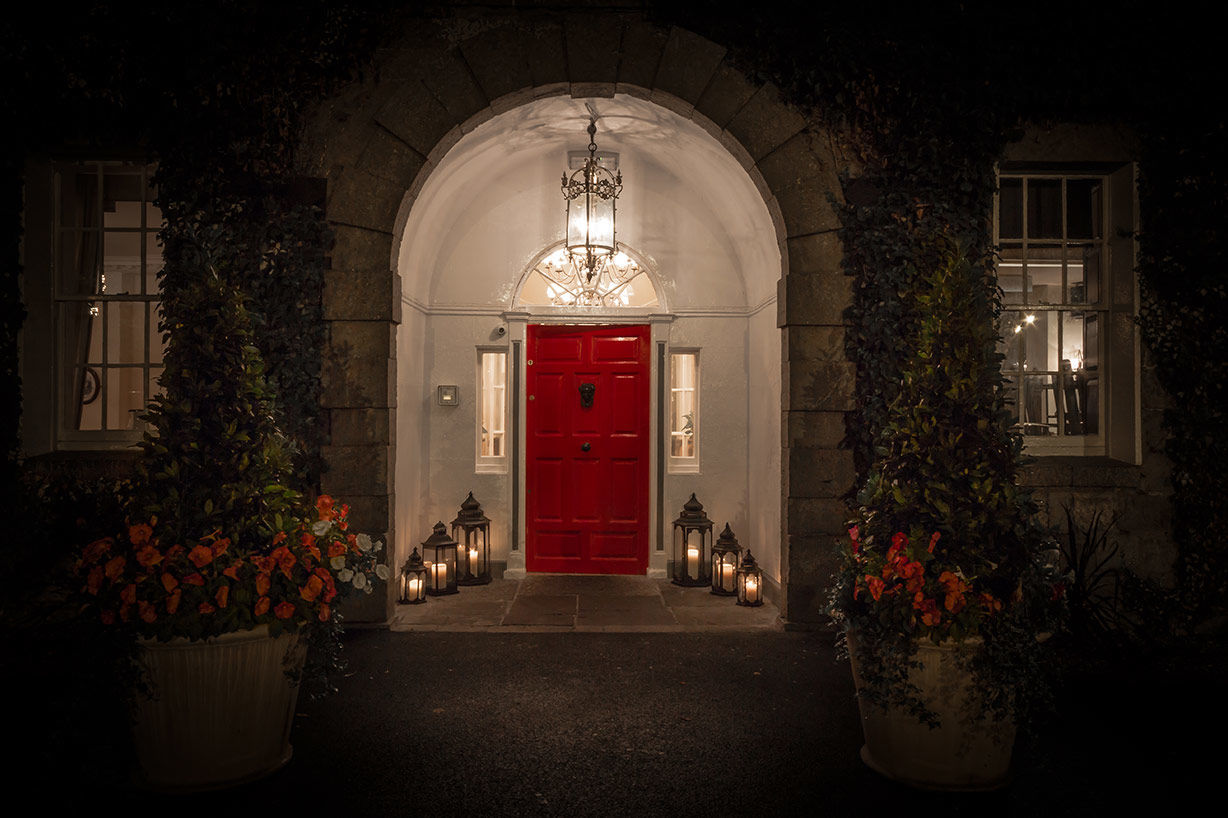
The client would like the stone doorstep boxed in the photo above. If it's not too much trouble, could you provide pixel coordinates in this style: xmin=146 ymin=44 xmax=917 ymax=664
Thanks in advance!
xmin=388 ymin=576 xmax=783 ymax=632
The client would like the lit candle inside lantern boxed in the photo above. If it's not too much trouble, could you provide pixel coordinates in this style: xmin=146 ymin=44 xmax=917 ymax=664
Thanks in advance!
xmin=745 ymin=576 xmax=759 ymax=604
xmin=723 ymin=561 xmax=735 ymax=592
xmin=408 ymin=576 xmax=422 ymax=600
xmin=687 ymin=545 xmax=699 ymax=579
xmin=469 ymin=547 xmax=479 ymax=575
xmin=431 ymin=561 xmax=446 ymax=588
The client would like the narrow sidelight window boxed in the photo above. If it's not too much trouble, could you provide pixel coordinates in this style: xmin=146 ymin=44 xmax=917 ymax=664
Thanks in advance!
xmin=477 ymin=350 xmax=508 ymax=472
xmin=668 ymin=351 xmax=698 ymax=472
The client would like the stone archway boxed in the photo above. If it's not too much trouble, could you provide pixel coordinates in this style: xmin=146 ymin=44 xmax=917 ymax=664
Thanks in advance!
xmin=300 ymin=9 xmax=854 ymax=625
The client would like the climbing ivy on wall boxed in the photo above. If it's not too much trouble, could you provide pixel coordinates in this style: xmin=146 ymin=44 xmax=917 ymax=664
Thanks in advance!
xmin=669 ymin=0 xmax=1228 ymax=618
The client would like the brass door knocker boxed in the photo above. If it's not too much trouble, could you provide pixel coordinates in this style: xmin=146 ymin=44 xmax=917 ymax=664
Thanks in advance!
xmin=579 ymin=382 xmax=596 ymax=409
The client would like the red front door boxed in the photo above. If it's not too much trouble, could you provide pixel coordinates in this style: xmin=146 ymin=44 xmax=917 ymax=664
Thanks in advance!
xmin=526 ymin=324 xmax=650 ymax=574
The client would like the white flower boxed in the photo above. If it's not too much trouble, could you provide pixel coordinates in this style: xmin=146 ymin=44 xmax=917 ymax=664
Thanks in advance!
xmin=338 ymin=568 xmax=354 ymax=583
xmin=357 ymin=533 xmax=373 ymax=553
xmin=330 ymin=556 xmax=346 ymax=570
xmin=312 ymin=520 xmax=331 ymax=537
xmin=375 ymin=564 xmax=390 ymax=580
xmin=353 ymin=572 xmax=367 ymax=590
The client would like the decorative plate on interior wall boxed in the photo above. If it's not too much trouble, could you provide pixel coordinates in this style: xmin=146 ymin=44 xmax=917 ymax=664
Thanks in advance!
xmin=81 ymin=367 xmax=100 ymax=405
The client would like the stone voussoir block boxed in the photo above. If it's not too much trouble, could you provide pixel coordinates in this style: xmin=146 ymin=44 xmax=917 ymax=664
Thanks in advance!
xmin=786 ymin=497 xmax=851 ymax=536
xmin=780 ymin=273 xmax=851 ymax=326
xmin=786 ymin=447 xmax=857 ymax=499
xmin=373 ymin=81 xmax=457 ymax=159
xmin=564 ymin=14 xmax=622 ymax=83
xmin=785 ymin=410 xmax=848 ymax=449
xmin=459 ymin=25 xmax=535 ymax=104
xmin=616 ymin=20 xmax=668 ymax=89
xmin=419 ymin=48 xmax=490 ymax=127
xmin=329 ymin=407 xmax=393 ymax=447
xmin=694 ymin=60 xmax=758 ymax=131
xmin=324 ymin=266 xmax=397 ymax=322
xmin=726 ymin=83 xmax=808 ymax=163
xmin=652 ymin=26 xmax=726 ymax=106
xmin=357 ymin=125 xmax=427 ymax=187
xmin=786 ymin=232 xmax=845 ymax=277
xmin=784 ymin=326 xmax=847 ymax=360
xmin=328 ymin=225 xmax=394 ymax=276
xmin=327 ymin=169 xmax=405 ymax=234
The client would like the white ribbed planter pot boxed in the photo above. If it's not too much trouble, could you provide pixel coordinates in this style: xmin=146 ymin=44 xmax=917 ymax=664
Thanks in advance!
xmin=132 ymin=625 xmax=307 ymax=792
xmin=847 ymin=633 xmax=1015 ymax=791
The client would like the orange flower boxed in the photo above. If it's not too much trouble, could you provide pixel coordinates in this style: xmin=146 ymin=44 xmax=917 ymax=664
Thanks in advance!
xmin=135 ymin=545 xmax=162 ymax=568
xmin=328 ymin=541 xmax=347 ymax=558
xmin=215 ymin=585 xmax=229 ymax=609
xmin=86 ymin=566 xmax=104 ymax=596
xmin=317 ymin=495 xmax=335 ymax=521
xmin=256 ymin=572 xmax=271 ymax=596
xmin=164 ymin=544 xmax=185 ymax=560
xmin=928 ymin=531 xmax=941 ymax=553
xmin=166 ymin=589 xmax=182 ymax=614
xmin=272 ymin=530 xmax=287 ymax=546
xmin=315 ymin=566 xmax=337 ymax=602
xmin=198 ymin=602 xmax=216 ymax=615
xmin=128 ymin=522 xmax=154 ymax=546
xmin=120 ymin=583 xmax=137 ymax=605
xmin=300 ymin=574 xmax=324 ymax=602
xmin=211 ymin=537 xmax=231 ymax=558
xmin=139 ymin=601 xmax=157 ymax=623
xmin=945 ymin=592 xmax=967 ymax=614
xmin=161 ymin=572 xmax=179 ymax=594
xmin=254 ymin=596 xmax=271 ymax=616
xmin=184 ymin=572 xmax=205 ymax=586
xmin=271 ymin=545 xmax=296 ymax=577
xmin=274 ymin=601 xmax=296 ymax=620
xmin=317 ymin=604 xmax=330 ymax=622
xmin=223 ymin=562 xmax=241 ymax=580
xmin=104 ymin=555 xmax=126 ymax=582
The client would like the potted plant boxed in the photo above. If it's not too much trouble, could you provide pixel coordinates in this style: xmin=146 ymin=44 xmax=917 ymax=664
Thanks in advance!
xmin=74 ymin=259 xmax=388 ymax=791
xmin=830 ymin=237 xmax=1065 ymax=790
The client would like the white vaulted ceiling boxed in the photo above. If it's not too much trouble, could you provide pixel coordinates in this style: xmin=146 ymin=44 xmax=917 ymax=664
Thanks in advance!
xmin=396 ymin=94 xmax=781 ymax=312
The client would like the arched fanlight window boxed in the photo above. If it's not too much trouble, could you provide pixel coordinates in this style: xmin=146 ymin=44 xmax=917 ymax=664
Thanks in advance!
xmin=517 ymin=244 xmax=660 ymax=308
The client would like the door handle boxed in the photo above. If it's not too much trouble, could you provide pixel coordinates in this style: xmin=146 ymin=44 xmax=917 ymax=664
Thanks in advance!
xmin=581 ymin=442 xmax=591 ymax=452
xmin=579 ymin=382 xmax=596 ymax=409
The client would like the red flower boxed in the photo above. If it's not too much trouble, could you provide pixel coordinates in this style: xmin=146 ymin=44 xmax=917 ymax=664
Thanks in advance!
xmin=328 ymin=541 xmax=347 ymax=558
xmin=198 ymin=602 xmax=216 ymax=615
xmin=128 ymin=522 xmax=153 ymax=547
xmin=135 ymin=545 xmax=162 ymax=568
xmin=83 ymin=538 xmax=112 ymax=564
xmin=104 ymin=556 xmax=126 ymax=582
xmin=183 ymin=572 xmax=205 ymax=586
xmin=928 ymin=531 xmax=941 ymax=553
xmin=254 ymin=596 xmax=271 ymax=616
xmin=166 ymin=589 xmax=182 ymax=614
xmin=120 ymin=583 xmax=136 ymax=605
xmin=318 ymin=604 xmax=331 ymax=622
xmin=161 ymin=572 xmax=179 ymax=593
xmin=274 ymin=601 xmax=296 ymax=620
xmin=215 ymin=585 xmax=229 ymax=609
xmin=139 ymin=601 xmax=157 ymax=623
xmin=866 ymin=575 xmax=885 ymax=601
xmin=86 ymin=566 xmax=104 ymax=596
xmin=256 ymin=572 xmax=271 ymax=596
xmin=223 ymin=562 xmax=241 ymax=580
xmin=317 ymin=495 xmax=335 ymax=521
xmin=187 ymin=544 xmax=214 ymax=569
xmin=848 ymin=525 xmax=860 ymax=555
xmin=211 ymin=537 xmax=231 ymax=558
xmin=272 ymin=530 xmax=287 ymax=546
xmin=300 ymin=574 xmax=324 ymax=603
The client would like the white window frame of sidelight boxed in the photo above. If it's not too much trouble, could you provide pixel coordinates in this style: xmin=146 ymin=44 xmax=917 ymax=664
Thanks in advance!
xmin=475 ymin=348 xmax=509 ymax=474
xmin=994 ymin=164 xmax=1140 ymax=462
xmin=667 ymin=350 xmax=700 ymax=474
xmin=49 ymin=160 xmax=165 ymax=450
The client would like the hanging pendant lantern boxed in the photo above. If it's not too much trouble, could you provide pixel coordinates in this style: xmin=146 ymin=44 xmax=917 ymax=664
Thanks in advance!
xmin=421 ymin=522 xmax=459 ymax=596
xmin=398 ymin=547 xmax=428 ymax=604
xmin=451 ymin=492 xmax=492 ymax=586
xmin=556 ymin=116 xmax=634 ymax=306
xmin=671 ymin=493 xmax=713 ymax=587
xmin=710 ymin=523 xmax=742 ymax=597
xmin=737 ymin=550 xmax=764 ymax=607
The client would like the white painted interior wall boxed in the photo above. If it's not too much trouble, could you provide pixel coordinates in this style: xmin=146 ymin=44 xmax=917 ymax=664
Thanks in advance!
xmin=392 ymin=94 xmax=783 ymax=588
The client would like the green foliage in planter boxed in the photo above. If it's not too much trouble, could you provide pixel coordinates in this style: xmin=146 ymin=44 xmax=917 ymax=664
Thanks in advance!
xmin=832 ymin=238 xmax=1065 ymax=728
xmin=136 ymin=220 xmax=303 ymax=546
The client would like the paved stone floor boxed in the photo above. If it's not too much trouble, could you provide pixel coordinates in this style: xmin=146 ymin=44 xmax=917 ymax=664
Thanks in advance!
xmin=389 ymin=574 xmax=783 ymax=632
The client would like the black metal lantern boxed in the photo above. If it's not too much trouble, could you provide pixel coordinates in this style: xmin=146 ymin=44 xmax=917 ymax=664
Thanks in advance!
xmin=736 ymin=549 xmax=764 ymax=607
xmin=451 ymin=492 xmax=492 ymax=585
xmin=398 ymin=547 xmax=428 ymax=604
xmin=421 ymin=522 xmax=459 ymax=596
xmin=710 ymin=523 xmax=742 ymax=596
xmin=671 ymin=493 xmax=713 ymax=586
